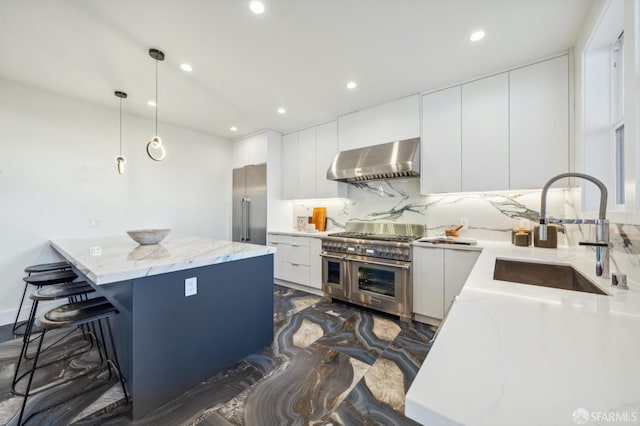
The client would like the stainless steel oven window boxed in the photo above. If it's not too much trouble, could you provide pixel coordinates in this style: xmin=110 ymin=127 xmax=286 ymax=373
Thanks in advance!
xmin=355 ymin=265 xmax=397 ymax=298
xmin=326 ymin=259 xmax=343 ymax=287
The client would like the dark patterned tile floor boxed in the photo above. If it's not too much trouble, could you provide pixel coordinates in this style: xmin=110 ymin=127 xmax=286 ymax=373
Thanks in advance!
xmin=0 ymin=284 xmax=437 ymax=425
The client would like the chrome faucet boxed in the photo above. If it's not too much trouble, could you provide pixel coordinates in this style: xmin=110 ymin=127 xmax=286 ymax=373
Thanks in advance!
xmin=539 ymin=172 xmax=611 ymax=278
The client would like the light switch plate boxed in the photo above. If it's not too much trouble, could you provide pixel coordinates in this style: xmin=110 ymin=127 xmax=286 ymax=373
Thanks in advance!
xmin=185 ymin=277 xmax=197 ymax=297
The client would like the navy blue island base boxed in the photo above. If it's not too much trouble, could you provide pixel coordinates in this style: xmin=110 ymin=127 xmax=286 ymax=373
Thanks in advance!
xmin=94 ymin=254 xmax=274 ymax=419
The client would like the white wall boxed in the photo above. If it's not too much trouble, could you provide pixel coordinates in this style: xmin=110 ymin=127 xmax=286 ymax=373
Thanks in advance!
xmin=0 ymin=79 xmax=232 ymax=324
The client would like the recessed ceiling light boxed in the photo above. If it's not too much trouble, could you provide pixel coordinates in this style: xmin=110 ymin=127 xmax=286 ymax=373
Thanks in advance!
xmin=470 ymin=30 xmax=486 ymax=42
xmin=249 ymin=1 xmax=265 ymax=14
xmin=346 ymin=81 xmax=357 ymax=90
xmin=180 ymin=63 xmax=193 ymax=72
xmin=147 ymin=100 xmax=156 ymax=107
xmin=230 ymin=126 xmax=238 ymax=132
xmin=277 ymin=107 xmax=286 ymax=114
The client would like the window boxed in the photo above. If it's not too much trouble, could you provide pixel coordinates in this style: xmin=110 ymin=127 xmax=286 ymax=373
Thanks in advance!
xmin=611 ymin=32 xmax=624 ymax=205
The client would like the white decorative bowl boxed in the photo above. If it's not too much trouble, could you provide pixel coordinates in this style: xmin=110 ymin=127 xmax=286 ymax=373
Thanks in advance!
xmin=126 ymin=229 xmax=171 ymax=245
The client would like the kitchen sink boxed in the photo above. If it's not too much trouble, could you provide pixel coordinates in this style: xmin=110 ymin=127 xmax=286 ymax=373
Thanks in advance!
xmin=493 ymin=258 xmax=607 ymax=295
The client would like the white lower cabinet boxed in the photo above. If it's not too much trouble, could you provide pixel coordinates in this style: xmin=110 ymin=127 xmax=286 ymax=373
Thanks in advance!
xmin=443 ymin=249 xmax=480 ymax=314
xmin=413 ymin=246 xmax=445 ymax=320
xmin=413 ymin=246 xmax=480 ymax=322
xmin=268 ymin=233 xmax=322 ymax=290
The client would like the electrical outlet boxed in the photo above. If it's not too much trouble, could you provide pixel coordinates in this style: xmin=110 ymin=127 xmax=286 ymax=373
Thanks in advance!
xmin=185 ymin=277 xmax=197 ymax=297
xmin=89 ymin=218 xmax=101 ymax=229
xmin=89 ymin=246 xmax=102 ymax=256
xmin=460 ymin=218 xmax=469 ymax=228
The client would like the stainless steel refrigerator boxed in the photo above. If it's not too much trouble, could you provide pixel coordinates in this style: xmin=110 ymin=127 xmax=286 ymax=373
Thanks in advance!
xmin=232 ymin=164 xmax=267 ymax=245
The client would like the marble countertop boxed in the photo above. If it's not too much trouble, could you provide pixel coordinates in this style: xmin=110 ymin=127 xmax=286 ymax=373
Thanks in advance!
xmin=413 ymin=240 xmax=483 ymax=252
xmin=50 ymin=234 xmax=275 ymax=285
xmin=268 ymin=229 xmax=330 ymax=238
xmin=406 ymin=241 xmax=640 ymax=425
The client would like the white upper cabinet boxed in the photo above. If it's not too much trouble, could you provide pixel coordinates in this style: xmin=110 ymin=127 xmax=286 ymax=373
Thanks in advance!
xmin=281 ymin=133 xmax=299 ymax=200
xmin=419 ymin=55 xmax=569 ymax=195
xmin=281 ymin=121 xmax=345 ymax=200
xmin=315 ymin=121 xmax=342 ymax=199
xmin=232 ymin=133 xmax=268 ymax=168
xmin=297 ymin=127 xmax=317 ymax=199
xmin=509 ymin=55 xmax=569 ymax=189
xmin=461 ymin=73 xmax=510 ymax=191
xmin=421 ymin=86 xmax=462 ymax=194
xmin=338 ymin=94 xmax=420 ymax=151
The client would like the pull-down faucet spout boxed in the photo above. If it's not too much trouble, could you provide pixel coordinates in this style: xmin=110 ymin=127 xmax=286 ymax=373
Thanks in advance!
xmin=539 ymin=173 xmax=611 ymax=278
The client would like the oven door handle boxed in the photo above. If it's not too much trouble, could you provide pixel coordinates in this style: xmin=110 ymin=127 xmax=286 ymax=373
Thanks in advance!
xmin=320 ymin=253 xmax=346 ymax=261
xmin=345 ymin=256 xmax=411 ymax=270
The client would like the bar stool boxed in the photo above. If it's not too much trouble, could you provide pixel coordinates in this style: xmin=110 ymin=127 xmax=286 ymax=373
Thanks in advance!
xmin=17 ymin=270 xmax=79 ymax=344
xmin=16 ymin=297 xmax=129 ymax=425
xmin=12 ymin=281 xmax=96 ymax=395
xmin=13 ymin=264 xmax=75 ymax=335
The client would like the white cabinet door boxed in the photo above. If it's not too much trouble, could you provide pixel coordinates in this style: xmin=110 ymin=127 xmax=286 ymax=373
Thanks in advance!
xmin=232 ymin=138 xmax=249 ymax=169
xmin=282 ymin=262 xmax=311 ymax=286
xmin=246 ymin=134 xmax=268 ymax=166
xmin=268 ymin=234 xmax=285 ymax=280
xmin=509 ymin=55 xmax=569 ymax=189
xmin=308 ymin=238 xmax=322 ymax=290
xmin=444 ymin=249 xmax=479 ymax=315
xmin=338 ymin=94 xmax=420 ymax=151
xmin=285 ymin=244 xmax=310 ymax=266
xmin=232 ymin=134 xmax=267 ymax=168
xmin=315 ymin=121 xmax=342 ymax=198
xmin=461 ymin=73 xmax=509 ymax=191
xmin=421 ymin=87 xmax=462 ymax=194
xmin=413 ymin=247 xmax=445 ymax=320
xmin=281 ymin=133 xmax=299 ymax=200
xmin=297 ymin=127 xmax=317 ymax=199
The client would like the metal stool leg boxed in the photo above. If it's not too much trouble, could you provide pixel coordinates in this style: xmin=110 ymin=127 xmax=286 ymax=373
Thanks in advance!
xmin=17 ymin=328 xmax=46 ymax=425
xmin=106 ymin=318 xmax=129 ymax=403
xmin=12 ymin=281 xmax=30 ymax=334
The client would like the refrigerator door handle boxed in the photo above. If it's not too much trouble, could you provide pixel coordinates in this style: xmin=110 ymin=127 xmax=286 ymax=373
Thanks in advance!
xmin=244 ymin=197 xmax=251 ymax=241
xmin=240 ymin=198 xmax=246 ymax=241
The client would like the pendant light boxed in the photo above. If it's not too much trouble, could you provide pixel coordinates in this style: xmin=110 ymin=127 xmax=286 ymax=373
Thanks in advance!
xmin=115 ymin=90 xmax=127 ymax=174
xmin=146 ymin=48 xmax=166 ymax=161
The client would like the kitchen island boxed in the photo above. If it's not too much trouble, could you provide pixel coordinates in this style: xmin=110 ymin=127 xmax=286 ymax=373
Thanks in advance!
xmin=406 ymin=242 xmax=640 ymax=425
xmin=50 ymin=234 xmax=275 ymax=420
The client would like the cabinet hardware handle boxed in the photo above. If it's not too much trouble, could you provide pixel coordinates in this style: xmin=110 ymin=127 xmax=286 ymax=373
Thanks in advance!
xmin=291 ymin=263 xmax=299 ymax=266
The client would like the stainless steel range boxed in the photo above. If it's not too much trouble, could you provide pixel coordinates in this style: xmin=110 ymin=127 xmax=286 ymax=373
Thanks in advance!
xmin=321 ymin=222 xmax=425 ymax=322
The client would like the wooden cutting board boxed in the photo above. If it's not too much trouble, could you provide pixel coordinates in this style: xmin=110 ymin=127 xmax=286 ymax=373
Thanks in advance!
xmin=312 ymin=207 xmax=327 ymax=231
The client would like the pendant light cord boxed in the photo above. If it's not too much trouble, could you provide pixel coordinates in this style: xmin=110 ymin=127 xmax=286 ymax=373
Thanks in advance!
xmin=119 ymin=97 xmax=123 ymax=155
xmin=155 ymin=59 xmax=158 ymax=135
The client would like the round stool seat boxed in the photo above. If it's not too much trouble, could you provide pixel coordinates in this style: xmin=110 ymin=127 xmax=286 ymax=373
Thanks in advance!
xmin=39 ymin=297 xmax=116 ymax=329
xmin=24 ymin=261 xmax=71 ymax=274
xmin=31 ymin=281 xmax=95 ymax=301
xmin=23 ymin=270 xmax=77 ymax=286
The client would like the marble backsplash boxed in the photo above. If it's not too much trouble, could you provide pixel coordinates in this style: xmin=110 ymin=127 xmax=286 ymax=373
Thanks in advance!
xmin=292 ymin=178 xmax=639 ymax=282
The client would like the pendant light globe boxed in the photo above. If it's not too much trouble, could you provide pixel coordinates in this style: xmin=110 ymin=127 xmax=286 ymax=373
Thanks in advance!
xmin=146 ymin=48 xmax=166 ymax=161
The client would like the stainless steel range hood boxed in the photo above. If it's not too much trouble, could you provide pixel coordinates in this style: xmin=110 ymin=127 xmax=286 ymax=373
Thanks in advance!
xmin=326 ymin=138 xmax=420 ymax=182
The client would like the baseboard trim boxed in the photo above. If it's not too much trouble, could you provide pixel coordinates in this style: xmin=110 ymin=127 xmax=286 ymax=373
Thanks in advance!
xmin=274 ymin=279 xmax=323 ymax=297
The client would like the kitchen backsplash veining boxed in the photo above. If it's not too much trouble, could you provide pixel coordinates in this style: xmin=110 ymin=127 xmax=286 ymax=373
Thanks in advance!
xmin=292 ymin=178 xmax=639 ymax=282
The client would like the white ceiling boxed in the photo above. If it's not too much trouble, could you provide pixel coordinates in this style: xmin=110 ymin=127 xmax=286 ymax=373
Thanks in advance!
xmin=0 ymin=0 xmax=594 ymax=141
